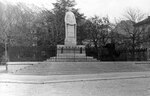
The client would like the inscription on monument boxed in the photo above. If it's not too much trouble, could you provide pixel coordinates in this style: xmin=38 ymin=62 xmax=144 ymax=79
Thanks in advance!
xmin=67 ymin=25 xmax=74 ymax=37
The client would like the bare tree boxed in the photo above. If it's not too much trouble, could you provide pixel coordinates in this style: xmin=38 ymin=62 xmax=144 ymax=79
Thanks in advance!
xmin=0 ymin=2 xmax=40 ymax=62
xmin=116 ymin=8 xmax=147 ymax=60
xmin=124 ymin=8 xmax=146 ymax=23
xmin=86 ymin=16 xmax=112 ymax=49
xmin=0 ymin=2 xmax=39 ymax=47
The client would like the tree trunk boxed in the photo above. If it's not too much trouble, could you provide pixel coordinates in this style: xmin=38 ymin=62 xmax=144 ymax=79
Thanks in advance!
xmin=132 ymin=37 xmax=135 ymax=61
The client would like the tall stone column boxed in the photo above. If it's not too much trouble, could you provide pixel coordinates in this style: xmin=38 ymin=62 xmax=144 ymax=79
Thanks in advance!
xmin=64 ymin=7 xmax=77 ymax=46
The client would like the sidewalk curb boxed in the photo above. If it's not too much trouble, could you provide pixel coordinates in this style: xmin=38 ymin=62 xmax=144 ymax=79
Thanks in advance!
xmin=0 ymin=72 xmax=150 ymax=84
xmin=0 ymin=75 xmax=150 ymax=84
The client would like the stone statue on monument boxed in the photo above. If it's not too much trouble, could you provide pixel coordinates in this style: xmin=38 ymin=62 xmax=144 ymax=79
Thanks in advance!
xmin=64 ymin=7 xmax=77 ymax=45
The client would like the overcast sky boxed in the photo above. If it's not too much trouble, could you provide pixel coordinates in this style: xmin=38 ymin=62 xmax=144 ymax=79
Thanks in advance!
xmin=1 ymin=0 xmax=150 ymax=22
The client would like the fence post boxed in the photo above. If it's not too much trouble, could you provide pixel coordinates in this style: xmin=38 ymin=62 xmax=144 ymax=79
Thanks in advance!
xmin=74 ymin=47 xmax=75 ymax=62
xmin=6 ymin=62 xmax=8 ymax=72
xmin=147 ymin=48 xmax=150 ymax=61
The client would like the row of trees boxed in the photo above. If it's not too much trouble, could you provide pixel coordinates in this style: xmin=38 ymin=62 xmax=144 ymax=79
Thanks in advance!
xmin=114 ymin=8 xmax=148 ymax=49
xmin=0 ymin=2 xmax=39 ymax=46
xmin=0 ymin=0 xmax=149 ymax=57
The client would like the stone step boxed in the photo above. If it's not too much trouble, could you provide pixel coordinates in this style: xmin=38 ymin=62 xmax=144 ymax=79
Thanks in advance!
xmin=51 ymin=56 xmax=93 ymax=59
xmin=57 ymin=53 xmax=86 ymax=56
xmin=49 ymin=53 xmax=97 ymax=62
xmin=46 ymin=58 xmax=98 ymax=62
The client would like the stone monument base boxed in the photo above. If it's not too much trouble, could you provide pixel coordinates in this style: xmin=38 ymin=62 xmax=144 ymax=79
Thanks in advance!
xmin=57 ymin=45 xmax=85 ymax=54
xmin=46 ymin=45 xmax=98 ymax=62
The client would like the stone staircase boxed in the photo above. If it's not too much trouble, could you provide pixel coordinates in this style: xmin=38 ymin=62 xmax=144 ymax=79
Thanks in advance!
xmin=46 ymin=53 xmax=98 ymax=62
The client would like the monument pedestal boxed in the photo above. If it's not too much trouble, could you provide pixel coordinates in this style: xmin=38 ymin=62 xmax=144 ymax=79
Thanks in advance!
xmin=46 ymin=45 xmax=97 ymax=62
xmin=57 ymin=45 xmax=85 ymax=55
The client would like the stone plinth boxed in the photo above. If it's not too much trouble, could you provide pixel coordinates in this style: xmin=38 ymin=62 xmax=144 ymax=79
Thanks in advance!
xmin=57 ymin=45 xmax=85 ymax=55
xmin=46 ymin=45 xmax=97 ymax=62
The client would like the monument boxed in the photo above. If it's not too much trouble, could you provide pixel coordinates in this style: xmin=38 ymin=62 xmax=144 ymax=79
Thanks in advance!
xmin=52 ymin=7 xmax=97 ymax=62
xmin=57 ymin=7 xmax=85 ymax=53
xmin=65 ymin=7 xmax=77 ymax=46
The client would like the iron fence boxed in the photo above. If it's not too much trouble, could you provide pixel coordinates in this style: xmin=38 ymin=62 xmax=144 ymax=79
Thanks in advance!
xmin=2 ymin=45 xmax=148 ymax=62
xmin=7 ymin=46 xmax=57 ymax=61
xmin=86 ymin=46 xmax=148 ymax=61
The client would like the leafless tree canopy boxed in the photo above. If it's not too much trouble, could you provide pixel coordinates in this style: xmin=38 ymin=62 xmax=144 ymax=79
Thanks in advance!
xmin=124 ymin=8 xmax=146 ymax=23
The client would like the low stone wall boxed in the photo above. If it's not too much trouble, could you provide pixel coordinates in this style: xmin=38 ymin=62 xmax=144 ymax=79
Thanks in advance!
xmin=6 ymin=62 xmax=40 ymax=73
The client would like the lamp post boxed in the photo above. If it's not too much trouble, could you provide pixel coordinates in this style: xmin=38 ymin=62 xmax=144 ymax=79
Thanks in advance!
xmin=4 ymin=35 xmax=8 ymax=71
xmin=32 ymin=29 xmax=37 ymax=60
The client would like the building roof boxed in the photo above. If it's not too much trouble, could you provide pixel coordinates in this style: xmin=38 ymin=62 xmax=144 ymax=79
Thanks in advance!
xmin=134 ymin=16 xmax=150 ymax=27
